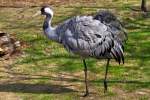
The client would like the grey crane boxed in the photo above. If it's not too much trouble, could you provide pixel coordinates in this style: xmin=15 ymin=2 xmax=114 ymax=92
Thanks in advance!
xmin=40 ymin=6 xmax=126 ymax=96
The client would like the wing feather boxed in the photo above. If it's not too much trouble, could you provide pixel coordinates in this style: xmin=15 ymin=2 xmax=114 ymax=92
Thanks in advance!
xmin=56 ymin=16 xmax=124 ymax=63
xmin=94 ymin=10 xmax=128 ymax=42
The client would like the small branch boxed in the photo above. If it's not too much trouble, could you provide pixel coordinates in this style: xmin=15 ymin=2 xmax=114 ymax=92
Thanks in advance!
xmin=129 ymin=6 xmax=150 ymax=12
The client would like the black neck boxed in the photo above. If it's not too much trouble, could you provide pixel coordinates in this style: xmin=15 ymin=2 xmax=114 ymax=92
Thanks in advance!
xmin=43 ymin=14 xmax=51 ymax=30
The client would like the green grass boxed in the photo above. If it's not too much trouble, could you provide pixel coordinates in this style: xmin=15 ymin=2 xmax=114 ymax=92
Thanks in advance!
xmin=0 ymin=0 xmax=150 ymax=100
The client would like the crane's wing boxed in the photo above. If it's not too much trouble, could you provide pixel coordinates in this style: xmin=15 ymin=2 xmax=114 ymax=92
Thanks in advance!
xmin=56 ymin=16 xmax=124 ymax=63
xmin=94 ymin=10 xmax=127 ymax=42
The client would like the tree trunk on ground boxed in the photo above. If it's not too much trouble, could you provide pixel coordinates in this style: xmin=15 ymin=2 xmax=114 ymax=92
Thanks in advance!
xmin=0 ymin=32 xmax=20 ymax=58
xmin=141 ymin=0 xmax=147 ymax=12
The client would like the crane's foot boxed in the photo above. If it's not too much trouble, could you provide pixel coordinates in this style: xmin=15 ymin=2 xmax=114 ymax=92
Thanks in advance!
xmin=83 ymin=91 xmax=89 ymax=97
xmin=104 ymin=80 xmax=108 ymax=93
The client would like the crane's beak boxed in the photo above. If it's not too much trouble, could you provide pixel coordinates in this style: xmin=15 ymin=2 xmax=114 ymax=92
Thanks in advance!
xmin=32 ymin=11 xmax=41 ymax=17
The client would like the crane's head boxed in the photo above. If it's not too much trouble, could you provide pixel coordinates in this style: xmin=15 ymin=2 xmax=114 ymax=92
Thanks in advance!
xmin=32 ymin=6 xmax=53 ymax=18
xmin=41 ymin=6 xmax=53 ymax=17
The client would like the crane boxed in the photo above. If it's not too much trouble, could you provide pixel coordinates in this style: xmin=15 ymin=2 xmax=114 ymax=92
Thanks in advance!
xmin=40 ymin=6 xmax=127 ymax=96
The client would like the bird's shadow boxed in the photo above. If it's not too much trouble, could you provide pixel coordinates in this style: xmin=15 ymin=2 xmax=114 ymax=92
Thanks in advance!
xmin=0 ymin=70 xmax=77 ymax=94
xmin=0 ymin=83 xmax=76 ymax=94
xmin=0 ymin=70 xmax=150 ymax=94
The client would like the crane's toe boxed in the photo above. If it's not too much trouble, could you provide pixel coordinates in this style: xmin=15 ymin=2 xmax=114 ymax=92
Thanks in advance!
xmin=83 ymin=92 xmax=89 ymax=97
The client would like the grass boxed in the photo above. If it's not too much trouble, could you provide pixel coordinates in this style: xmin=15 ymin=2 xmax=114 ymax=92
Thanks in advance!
xmin=0 ymin=0 xmax=150 ymax=100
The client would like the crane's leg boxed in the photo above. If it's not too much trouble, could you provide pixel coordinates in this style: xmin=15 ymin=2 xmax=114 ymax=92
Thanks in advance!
xmin=83 ymin=59 xmax=89 ymax=97
xmin=104 ymin=59 xmax=110 ymax=93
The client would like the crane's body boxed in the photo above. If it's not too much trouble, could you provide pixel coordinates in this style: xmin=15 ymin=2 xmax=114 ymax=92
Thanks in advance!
xmin=43 ymin=15 xmax=124 ymax=63
xmin=40 ymin=6 xmax=127 ymax=96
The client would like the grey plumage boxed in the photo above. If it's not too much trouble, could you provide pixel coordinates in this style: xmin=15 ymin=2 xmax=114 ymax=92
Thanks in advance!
xmin=94 ymin=10 xmax=127 ymax=43
xmin=40 ymin=6 xmax=127 ymax=96
xmin=94 ymin=10 xmax=128 ymax=63
xmin=55 ymin=16 xmax=124 ymax=64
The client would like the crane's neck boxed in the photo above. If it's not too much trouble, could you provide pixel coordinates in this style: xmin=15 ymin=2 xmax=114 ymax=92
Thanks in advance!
xmin=43 ymin=15 xmax=59 ymax=42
